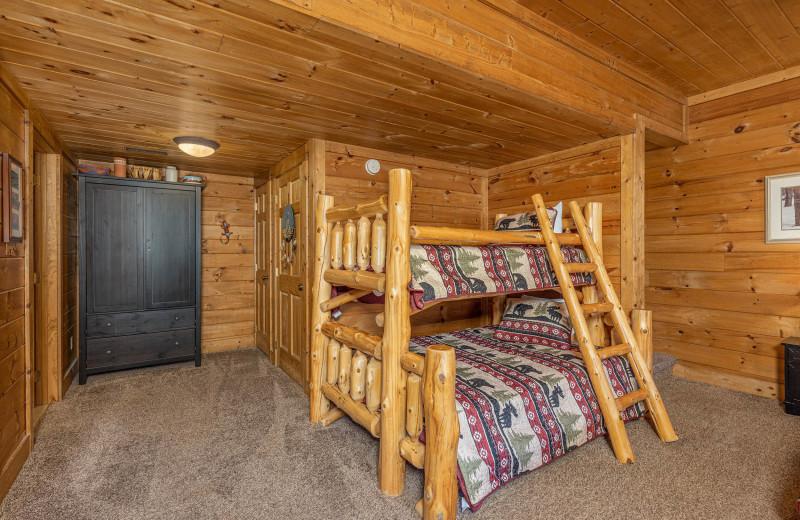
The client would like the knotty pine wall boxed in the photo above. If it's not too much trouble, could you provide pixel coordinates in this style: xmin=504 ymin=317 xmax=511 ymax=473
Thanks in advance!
xmin=0 ymin=68 xmax=30 ymax=500
xmin=645 ymin=79 xmax=800 ymax=399
xmin=79 ymin=163 xmax=256 ymax=354
xmin=324 ymin=141 xmax=490 ymax=335
xmin=197 ymin=172 xmax=255 ymax=353
xmin=487 ymin=140 xmax=623 ymax=294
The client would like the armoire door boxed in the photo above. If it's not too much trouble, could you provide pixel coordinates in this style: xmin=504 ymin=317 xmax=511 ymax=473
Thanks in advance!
xmin=85 ymin=183 xmax=143 ymax=314
xmin=145 ymin=188 xmax=196 ymax=309
xmin=272 ymin=164 xmax=307 ymax=389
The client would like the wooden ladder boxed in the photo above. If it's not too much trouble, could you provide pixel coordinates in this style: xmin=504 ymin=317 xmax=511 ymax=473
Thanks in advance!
xmin=532 ymin=194 xmax=677 ymax=463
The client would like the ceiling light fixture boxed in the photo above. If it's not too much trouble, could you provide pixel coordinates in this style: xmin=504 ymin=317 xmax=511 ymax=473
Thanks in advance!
xmin=173 ymin=136 xmax=220 ymax=158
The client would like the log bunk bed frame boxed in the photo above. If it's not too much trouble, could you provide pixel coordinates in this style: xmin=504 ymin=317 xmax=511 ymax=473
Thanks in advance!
xmin=309 ymin=168 xmax=678 ymax=520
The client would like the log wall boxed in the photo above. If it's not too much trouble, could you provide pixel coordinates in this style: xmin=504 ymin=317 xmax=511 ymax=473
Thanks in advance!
xmin=645 ymin=79 xmax=800 ymax=399
xmin=0 ymin=66 xmax=30 ymax=501
xmin=196 ymin=172 xmax=256 ymax=353
xmin=487 ymin=139 xmax=623 ymax=294
xmin=325 ymin=141 xmax=489 ymax=335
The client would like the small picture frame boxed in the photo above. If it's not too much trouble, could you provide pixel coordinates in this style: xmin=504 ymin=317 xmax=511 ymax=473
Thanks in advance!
xmin=765 ymin=172 xmax=800 ymax=243
xmin=2 ymin=152 xmax=23 ymax=243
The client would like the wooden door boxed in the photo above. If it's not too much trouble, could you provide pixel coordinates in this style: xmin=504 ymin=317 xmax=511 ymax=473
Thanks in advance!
xmin=85 ymin=183 xmax=143 ymax=314
xmin=272 ymin=164 xmax=308 ymax=389
xmin=145 ymin=188 xmax=196 ymax=309
xmin=255 ymin=182 xmax=270 ymax=356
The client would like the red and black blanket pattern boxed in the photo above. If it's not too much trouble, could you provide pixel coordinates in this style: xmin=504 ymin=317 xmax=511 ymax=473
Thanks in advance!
xmin=409 ymin=327 xmax=645 ymax=510
xmin=408 ymin=244 xmax=593 ymax=310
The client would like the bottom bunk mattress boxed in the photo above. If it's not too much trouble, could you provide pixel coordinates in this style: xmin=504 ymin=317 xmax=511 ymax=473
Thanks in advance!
xmin=409 ymin=327 xmax=646 ymax=510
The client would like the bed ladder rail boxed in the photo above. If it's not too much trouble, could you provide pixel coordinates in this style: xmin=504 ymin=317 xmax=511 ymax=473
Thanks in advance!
xmin=531 ymin=194 xmax=677 ymax=464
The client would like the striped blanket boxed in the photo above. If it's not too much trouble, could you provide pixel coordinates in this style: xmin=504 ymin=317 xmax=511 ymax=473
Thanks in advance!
xmin=409 ymin=327 xmax=645 ymax=509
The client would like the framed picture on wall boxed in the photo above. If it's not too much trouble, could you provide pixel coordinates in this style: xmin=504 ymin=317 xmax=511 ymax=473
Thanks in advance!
xmin=766 ymin=172 xmax=800 ymax=243
xmin=2 ymin=152 xmax=23 ymax=243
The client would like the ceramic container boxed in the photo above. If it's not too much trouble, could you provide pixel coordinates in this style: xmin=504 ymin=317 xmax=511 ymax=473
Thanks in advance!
xmin=165 ymin=166 xmax=178 ymax=182
xmin=78 ymin=164 xmax=110 ymax=176
xmin=113 ymin=157 xmax=126 ymax=177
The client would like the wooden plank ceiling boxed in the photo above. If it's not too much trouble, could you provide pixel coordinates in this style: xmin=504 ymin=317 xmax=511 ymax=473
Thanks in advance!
xmin=517 ymin=0 xmax=800 ymax=96
xmin=0 ymin=0 xmax=793 ymax=176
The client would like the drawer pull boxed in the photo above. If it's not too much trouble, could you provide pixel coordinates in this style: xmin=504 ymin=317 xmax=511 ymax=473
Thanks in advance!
xmin=175 ymin=341 xmax=180 ymax=346
xmin=175 ymin=316 xmax=180 ymax=321
xmin=106 ymin=350 xmax=112 ymax=354
xmin=107 ymin=322 xmax=112 ymax=327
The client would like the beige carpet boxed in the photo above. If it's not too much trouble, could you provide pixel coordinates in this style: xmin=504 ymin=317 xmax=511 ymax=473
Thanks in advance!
xmin=1 ymin=349 xmax=798 ymax=520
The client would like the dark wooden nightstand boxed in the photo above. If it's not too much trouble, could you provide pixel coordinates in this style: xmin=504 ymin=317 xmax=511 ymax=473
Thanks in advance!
xmin=782 ymin=337 xmax=800 ymax=415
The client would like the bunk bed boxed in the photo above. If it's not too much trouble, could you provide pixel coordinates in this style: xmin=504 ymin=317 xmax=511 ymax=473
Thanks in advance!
xmin=309 ymin=168 xmax=677 ymax=519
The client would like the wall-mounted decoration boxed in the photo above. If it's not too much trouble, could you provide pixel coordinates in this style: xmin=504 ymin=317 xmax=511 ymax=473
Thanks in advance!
xmin=220 ymin=219 xmax=232 ymax=244
xmin=2 ymin=152 xmax=23 ymax=243
xmin=765 ymin=172 xmax=800 ymax=243
xmin=281 ymin=204 xmax=296 ymax=265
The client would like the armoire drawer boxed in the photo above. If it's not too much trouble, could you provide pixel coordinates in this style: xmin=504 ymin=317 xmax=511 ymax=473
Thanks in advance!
xmin=85 ymin=329 xmax=195 ymax=369
xmin=86 ymin=308 xmax=196 ymax=337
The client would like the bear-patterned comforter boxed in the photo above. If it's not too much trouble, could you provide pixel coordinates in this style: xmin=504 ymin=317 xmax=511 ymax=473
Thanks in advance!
xmin=408 ymin=244 xmax=593 ymax=310
xmin=409 ymin=327 xmax=645 ymax=510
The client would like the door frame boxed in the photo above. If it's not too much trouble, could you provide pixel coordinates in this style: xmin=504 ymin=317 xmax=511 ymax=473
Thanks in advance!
xmin=255 ymin=181 xmax=271 ymax=359
xmin=31 ymin=136 xmax=63 ymax=419
xmin=254 ymin=139 xmax=324 ymax=393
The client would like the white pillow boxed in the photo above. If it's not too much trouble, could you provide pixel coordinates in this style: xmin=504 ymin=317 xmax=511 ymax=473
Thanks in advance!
xmin=553 ymin=201 xmax=563 ymax=233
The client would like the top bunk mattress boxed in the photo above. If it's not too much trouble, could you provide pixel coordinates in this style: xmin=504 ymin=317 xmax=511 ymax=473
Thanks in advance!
xmin=409 ymin=244 xmax=593 ymax=309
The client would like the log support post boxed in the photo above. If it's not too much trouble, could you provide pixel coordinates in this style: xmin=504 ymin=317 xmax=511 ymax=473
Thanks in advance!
xmin=423 ymin=345 xmax=459 ymax=520
xmin=620 ymin=115 xmax=646 ymax=315
xmin=310 ymin=194 xmax=334 ymax=423
xmin=380 ymin=168 xmax=412 ymax=496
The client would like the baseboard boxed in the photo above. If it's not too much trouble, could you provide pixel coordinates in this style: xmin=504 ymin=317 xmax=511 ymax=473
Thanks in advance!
xmin=61 ymin=357 xmax=79 ymax=398
xmin=0 ymin=435 xmax=31 ymax=503
xmin=672 ymin=361 xmax=784 ymax=400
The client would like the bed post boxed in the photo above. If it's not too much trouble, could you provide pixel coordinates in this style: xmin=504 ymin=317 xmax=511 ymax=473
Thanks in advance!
xmin=581 ymin=202 xmax=606 ymax=347
xmin=491 ymin=213 xmax=508 ymax=325
xmin=310 ymin=194 xmax=334 ymax=423
xmin=423 ymin=345 xmax=459 ymax=520
xmin=381 ymin=168 xmax=412 ymax=496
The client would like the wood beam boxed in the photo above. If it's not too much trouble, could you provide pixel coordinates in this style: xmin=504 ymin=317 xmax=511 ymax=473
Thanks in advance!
xmin=620 ymin=115 xmax=646 ymax=314
xmin=268 ymin=0 xmax=685 ymax=139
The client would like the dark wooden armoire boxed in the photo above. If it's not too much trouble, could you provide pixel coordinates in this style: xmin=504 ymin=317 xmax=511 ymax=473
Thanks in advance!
xmin=77 ymin=174 xmax=203 ymax=384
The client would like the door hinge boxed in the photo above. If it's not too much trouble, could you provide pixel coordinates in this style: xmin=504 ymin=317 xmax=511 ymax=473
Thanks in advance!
xmin=254 ymin=263 xmax=258 ymax=272
xmin=32 ymin=174 xmax=40 ymax=187
xmin=33 ymin=370 xmax=41 ymax=383
xmin=33 ymin=272 xmax=40 ymax=284
xmin=254 ymin=200 xmax=258 ymax=212
xmin=274 ymin=194 xmax=278 ymax=205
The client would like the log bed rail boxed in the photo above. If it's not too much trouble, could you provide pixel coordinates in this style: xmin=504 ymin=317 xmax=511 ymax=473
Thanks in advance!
xmin=309 ymin=168 xmax=671 ymax=520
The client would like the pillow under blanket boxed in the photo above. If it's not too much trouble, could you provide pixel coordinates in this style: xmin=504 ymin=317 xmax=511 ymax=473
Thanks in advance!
xmin=494 ymin=207 xmax=558 ymax=232
xmin=494 ymin=296 xmax=573 ymax=350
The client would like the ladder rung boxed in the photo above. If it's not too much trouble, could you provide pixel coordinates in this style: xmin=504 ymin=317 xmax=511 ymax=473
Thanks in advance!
xmin=582 ymin=302 xmax=614 ymax=315
xmin=597 ymin=343 xmax=632 ymax=360
xmin=616 ymin=388 xmax=650 ymax=411
xmin=565 ymin=262 xmax=598 ymax=273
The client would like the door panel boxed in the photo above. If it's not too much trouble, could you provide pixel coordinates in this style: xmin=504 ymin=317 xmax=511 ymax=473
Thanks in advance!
xmin=255 ymin=183 xmax=270 ymax=356
xmin=86 ymin=183 xmax=143 ymax=313
xmin=145 ymin=188 xmax=195 ymax=309
xmin=273 ymin=164 xmax=307 ymax=389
